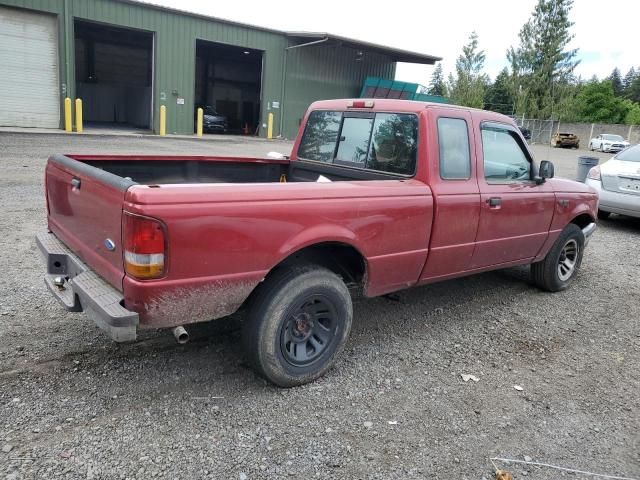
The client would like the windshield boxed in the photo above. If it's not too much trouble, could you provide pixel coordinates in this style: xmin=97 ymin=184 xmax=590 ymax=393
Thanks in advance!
xmin=602 ymin=134 xmax=624 ymax=141
xmin=615 ymin=144 xmax=640 ymax=162
xmin=203 ymin=107 xmax=220 ymax=116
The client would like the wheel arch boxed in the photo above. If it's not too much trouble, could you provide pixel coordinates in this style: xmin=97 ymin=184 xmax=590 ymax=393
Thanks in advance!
xmin=241 ymin=241 xmax=369 ymax=312
xmin=570 ymin=212 xmax=595 ymax=229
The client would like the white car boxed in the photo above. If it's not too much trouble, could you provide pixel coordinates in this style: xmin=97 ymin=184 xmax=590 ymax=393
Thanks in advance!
xmin=586 ymin=144 xmax=640 ymax=219
xmin=589 ymin=134 xmax=630 ymax=153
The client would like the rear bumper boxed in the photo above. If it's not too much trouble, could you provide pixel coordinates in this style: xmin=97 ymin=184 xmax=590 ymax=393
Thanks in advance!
xmin=585 ymin=178 xmax=640 ymax=218
xmin=36 ymin=232 xmax=138 ymax=342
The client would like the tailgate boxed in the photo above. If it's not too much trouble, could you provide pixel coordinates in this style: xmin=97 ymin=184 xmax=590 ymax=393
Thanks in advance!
xmin=45 ymin=154 xmax=136 ymax=291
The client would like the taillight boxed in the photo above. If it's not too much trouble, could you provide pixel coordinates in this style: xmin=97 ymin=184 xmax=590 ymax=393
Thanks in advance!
xmin=123 ymin=213 xmax=166 ymax=279
xmin=587 ymin=166 xmax=601 ymax=181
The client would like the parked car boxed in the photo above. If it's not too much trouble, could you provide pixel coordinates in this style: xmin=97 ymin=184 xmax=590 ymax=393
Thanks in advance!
xmin=195 ymin=105 xmax=228 ymax=133
xmin=519 ymin=126 xmax=531 ymax=140
xmin=37 ymin=99 xmax=598 ymax=387
xmin=586 ymin=144 xmax=640 ymax=219
xmin=589 ymin=134 xmax=630 ymax=153
xmin=551 ymin=132 xmax=579 ymax=149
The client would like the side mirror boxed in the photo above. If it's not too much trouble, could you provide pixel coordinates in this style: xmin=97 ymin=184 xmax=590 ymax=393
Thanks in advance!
xmin=536 ymin=160 xmax=555 ymax=184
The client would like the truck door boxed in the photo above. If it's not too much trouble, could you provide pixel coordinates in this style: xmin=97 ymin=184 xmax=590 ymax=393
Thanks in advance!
xmin=470 ymin=121 xmax=555 ymax=268
xmin=420 ymin=109 xmax=481 ymax=281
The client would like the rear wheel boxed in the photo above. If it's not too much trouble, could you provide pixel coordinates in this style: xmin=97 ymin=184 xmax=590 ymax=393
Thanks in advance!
xmin=597 ymin=209 xmax=611 ymax=220
xmin=531 ymin=224 xmax=585 ymax=292
xmin=242 ymin=265 xmax=352 ymax=387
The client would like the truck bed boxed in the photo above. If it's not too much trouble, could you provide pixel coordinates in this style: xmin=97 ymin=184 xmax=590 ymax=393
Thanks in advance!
xmin=44 ymin=152 xmax=432 ymax=333
xmin=69 ymin=154 xmax=406 ymax=185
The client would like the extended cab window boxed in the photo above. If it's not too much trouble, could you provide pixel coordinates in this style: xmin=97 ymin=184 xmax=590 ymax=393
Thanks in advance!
xmin=481 ymin=125 xmax=531 ymax=183
xmin=297 ymin=111 xmax=342 ymax=163
xmin=437 ymin=117 xmax=471 ymax=179
xmin=297 ymin=110 xmax=417 ymax=175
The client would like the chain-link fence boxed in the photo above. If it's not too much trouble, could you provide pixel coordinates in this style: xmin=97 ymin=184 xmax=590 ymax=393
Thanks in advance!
xmin=511 ymin=116 xmax=640 ymax=147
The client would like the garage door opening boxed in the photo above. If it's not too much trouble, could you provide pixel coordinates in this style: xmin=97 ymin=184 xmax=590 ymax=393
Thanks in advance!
xmin=195 ymin=40 xmax=263 ymax=135
xmin=75 ymin=20 xmax=153 ymax=131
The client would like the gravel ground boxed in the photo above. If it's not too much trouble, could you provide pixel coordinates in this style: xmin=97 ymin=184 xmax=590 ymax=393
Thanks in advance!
xmin=0 ymin=133 xmax=638 ymax=480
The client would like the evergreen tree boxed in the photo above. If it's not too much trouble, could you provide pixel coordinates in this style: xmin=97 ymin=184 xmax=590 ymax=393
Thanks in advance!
xmin=448 ymin=32 xmax=488 ymax=108
xmin=507 ymin=0 xmax=579 ymax=118
xmin=427 ymin=63 xmax=447 ymax=96
xmin=609 ymin=68 xmax=623 ymax=96
xmin=484 ymin=68 xmax=515 ymax=114
xmin=623 ymin=67 xmax=636 ymax=91
xmin=623 ymin=67 xmax=640 ymax=103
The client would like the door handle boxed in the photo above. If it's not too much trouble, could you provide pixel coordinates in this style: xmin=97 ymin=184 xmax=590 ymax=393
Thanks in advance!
xmin=71 ymin=177 xmax=81 ymax=189
xmin=487 ymin=197 xmax=501 ymax=207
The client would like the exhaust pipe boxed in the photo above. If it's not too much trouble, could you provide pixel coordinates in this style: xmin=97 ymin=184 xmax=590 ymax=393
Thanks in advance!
xmin=172 ymin=326 xmax=189 ymax=344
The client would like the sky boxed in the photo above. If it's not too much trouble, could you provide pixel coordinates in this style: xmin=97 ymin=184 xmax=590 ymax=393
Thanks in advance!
xmin=139 ymin=0 xmax=637 ymax=87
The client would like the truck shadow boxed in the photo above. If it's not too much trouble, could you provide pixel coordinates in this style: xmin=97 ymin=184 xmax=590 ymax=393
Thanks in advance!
xmin=72 ymin=265 xmax=536 ymax=390
xmin=596 ymin=214 xmax=640 ymax=233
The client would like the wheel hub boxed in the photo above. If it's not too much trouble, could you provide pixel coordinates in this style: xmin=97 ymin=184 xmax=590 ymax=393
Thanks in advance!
xmin=292 ymin=313 xmax=313 ymax=341
xmin=280 ymin=296 xmax=336 ymax=367
xmin=557 ymin=239 xmax=578 ymax=281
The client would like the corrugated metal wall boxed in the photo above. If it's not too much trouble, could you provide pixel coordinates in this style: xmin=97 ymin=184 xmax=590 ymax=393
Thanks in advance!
xmin=0 ymin=0 xmax=286 ymax=135
xmin=282 ymin=43 xmax=395 ymax=138
xmin=0 ymin=0 xmax=397 ymax=137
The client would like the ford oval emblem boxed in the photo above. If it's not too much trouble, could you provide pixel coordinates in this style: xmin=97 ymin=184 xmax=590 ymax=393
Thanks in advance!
xmin=104 ymin=239 xmax=116 ymax=251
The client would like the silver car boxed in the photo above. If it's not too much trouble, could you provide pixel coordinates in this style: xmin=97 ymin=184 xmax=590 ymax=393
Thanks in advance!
xmin=586 ymin=144 xmax=640 ymax=219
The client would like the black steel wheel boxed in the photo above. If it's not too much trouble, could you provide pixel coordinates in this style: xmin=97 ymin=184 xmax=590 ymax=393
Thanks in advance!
xmin=280 ymin=295 xmax=338 ymax=367
xmin=242 ymin=265 xmax=352 ymax=387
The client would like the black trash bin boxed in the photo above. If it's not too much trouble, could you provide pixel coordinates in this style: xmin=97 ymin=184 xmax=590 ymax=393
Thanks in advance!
xmin=576 ymin=156 xmax=599 ymax=183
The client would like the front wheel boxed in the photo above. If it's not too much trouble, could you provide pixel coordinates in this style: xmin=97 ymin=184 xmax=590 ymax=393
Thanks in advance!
xmin=242 ymin=265 xmax=353 ymax=387
xmin=531 ymin=224 xmax=585 ymax=292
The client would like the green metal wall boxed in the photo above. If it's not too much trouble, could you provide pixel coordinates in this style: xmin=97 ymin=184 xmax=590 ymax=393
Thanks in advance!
xmin=281 ymin=43 xmax=395 ymax=138
xmin=0 ymin=0 xmax=287 ymax=135
xmin=0 ymin=0 xmax=398 ymax=137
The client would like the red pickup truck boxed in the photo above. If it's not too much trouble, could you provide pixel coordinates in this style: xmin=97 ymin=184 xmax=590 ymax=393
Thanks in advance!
xmin=38 ymin=99 xmax=598 ymax=386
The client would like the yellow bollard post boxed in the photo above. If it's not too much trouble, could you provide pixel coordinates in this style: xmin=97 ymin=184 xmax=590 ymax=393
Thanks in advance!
xmin=64 ymin=98 xmax=72 ymax=132
xmin=267 ymin=112 xmax=274 ymax=140
xmin=74 ymin=98 xmax=83 ymax=133
xmin=196 ymin=107 xmax=203 ymax=137
xmin=159 ymin=105 xmax=166 ymax=136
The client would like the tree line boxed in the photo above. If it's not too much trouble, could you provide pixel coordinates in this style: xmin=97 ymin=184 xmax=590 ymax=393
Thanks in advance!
xmin=427 ymin=0 xmax=640 ymax=125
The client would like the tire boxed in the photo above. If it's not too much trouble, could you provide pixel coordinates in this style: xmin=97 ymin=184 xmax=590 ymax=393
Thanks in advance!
xmin=242 ymin=265 xmax=353 ymax=387
xmin=531 ymin=223 xmax=585 ymax=292
xmin=597 ymin=209 xmax=611 ymax=220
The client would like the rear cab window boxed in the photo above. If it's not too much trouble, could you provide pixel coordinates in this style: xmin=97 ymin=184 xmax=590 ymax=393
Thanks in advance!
xmin=297 ymin=110 xmax=418 ymax=176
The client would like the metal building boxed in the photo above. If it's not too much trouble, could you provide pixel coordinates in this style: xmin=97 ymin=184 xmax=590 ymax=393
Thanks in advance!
xmin=0 ymin=0 xmax=440 ymax=138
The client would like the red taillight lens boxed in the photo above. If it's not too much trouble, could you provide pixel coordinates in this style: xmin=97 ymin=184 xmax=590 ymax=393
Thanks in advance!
xmin=587 ymin=166 xmax=601 ymax=181
xmin=348 ymin=100 xmax=374 ymax=108
xmin=123 ymin=213 xmax=166 ymax=279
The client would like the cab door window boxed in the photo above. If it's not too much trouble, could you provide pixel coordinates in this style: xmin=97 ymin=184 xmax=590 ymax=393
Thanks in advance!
xmin=481 ymin=126 xmax=531 ymax=183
